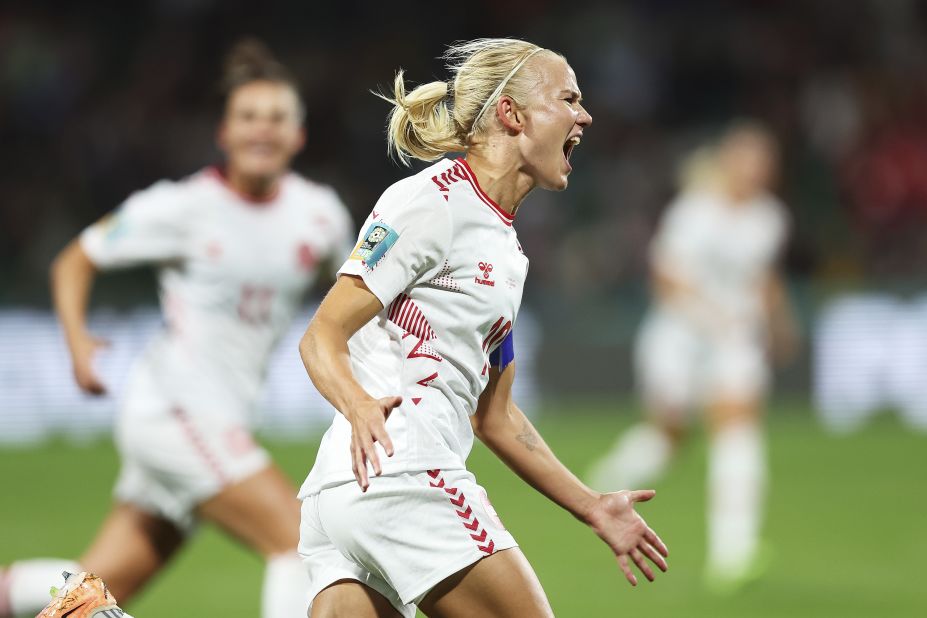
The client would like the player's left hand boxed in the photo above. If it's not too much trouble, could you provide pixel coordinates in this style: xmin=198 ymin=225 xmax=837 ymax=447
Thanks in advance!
xmin=585 ymin=489 xmax=669 ymax=586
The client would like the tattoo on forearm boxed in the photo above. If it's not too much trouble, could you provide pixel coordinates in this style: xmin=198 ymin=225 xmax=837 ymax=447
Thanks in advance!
xmin=516 ymin=419 xmax=539 ymax=451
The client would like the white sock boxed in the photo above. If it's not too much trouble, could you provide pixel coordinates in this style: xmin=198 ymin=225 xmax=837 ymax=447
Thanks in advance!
xmin=262 ymin=552 xmax=310 ymax=618
xmin=707 ymin=422 xmax=766 ymax=574
xmin=588 ymin=423 xmax=672 ymax=491
xmin=2 ymin=559 xmax=82 ymax=617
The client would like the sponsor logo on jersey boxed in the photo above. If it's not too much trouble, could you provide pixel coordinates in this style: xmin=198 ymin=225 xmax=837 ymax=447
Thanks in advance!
xmin=475 ymin=261 xmax=495 ymax=286
xmin=350 ymin=222 xmax=399 ymax=267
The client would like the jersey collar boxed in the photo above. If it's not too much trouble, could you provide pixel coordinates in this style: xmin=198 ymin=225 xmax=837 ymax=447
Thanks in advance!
xmin=454 ymin=159 xmax=515 ymax=227
xmin=206 ymin=166 xmax=282 ymax=206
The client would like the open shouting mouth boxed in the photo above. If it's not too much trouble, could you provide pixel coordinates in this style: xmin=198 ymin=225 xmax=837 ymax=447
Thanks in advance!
xmin=563 ymin=134 xmax=581 ymax=168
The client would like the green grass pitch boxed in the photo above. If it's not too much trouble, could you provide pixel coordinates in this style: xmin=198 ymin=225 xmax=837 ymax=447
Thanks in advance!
xmin=1 ymin=402 xmax=924 ymax=617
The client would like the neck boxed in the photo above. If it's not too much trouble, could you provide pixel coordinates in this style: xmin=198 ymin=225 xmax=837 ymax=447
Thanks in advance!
xmin=465 ymin=142 xmax=535 ymax=216
xmin=724 ymin=182 xmax=756 ymax=206
xmin=225 ymin=165 xmax=282 ymax=201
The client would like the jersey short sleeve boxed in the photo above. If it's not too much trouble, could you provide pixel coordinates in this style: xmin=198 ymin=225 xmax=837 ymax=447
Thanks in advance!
xmin=338 ymin=186 xmax=452 ymax=308
xmin=80 ymin=180 xmax=189 ymax=269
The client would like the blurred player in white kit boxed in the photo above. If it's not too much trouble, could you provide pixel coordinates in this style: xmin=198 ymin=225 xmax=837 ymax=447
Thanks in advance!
xmin=588 ymin=121 xmax=798 ymax=591
xmin=0 ymin=39 xmax=354 ymax=617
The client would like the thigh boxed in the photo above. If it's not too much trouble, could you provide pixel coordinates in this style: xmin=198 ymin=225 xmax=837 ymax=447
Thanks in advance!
xmin=706 ymin=338 xmax=767 ymax=429
xmin=300 ymin=496 xmax=415 ymax=617
xmin=311 ymin=580 xmax=404 ymax=618
xmin=418 ymin=548 xmax=552 ymax=618
xmin=707 ymin=398 xmax=762 ymax=432
xmin=635 ymin=313 xmax=700 ymax=415
xmin=317 ymin=470 xmax=518 ymax=609
xmin=78 ymin=503 xmax=185 ymax=604
xmin=197 ymin=464 xmax=300 ymax=557
xmin=115 ymin=407 xmax=271 ymax=532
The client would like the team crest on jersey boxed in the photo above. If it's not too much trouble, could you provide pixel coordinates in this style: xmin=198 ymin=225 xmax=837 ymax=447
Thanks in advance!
xmin=350 ymin=222 xmax=399 ymax=267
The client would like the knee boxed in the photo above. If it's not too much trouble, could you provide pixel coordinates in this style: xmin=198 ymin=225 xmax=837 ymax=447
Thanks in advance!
xmin=309 ymin=582 xmax=357 ymax=618
xmin=657 ymin=422 xmax=687 ymax=449
xmin=643 ymin=417 xmax=686 ymax=451
xmin=708 ymin=400 xmax=760 ymax=431
xmin=92 ymin=571 xmax=142 ymax=606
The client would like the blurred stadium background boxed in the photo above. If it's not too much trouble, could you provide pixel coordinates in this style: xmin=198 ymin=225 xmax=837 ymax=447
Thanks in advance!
xmin=1 ymin=0 xmax=925 ymax=615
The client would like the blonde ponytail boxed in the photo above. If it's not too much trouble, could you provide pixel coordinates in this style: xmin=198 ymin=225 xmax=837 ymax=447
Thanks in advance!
xmin=381 ymin=70 xmax=466 ymax=166
xmin=379 ymin=38 xmax=562 ymax=165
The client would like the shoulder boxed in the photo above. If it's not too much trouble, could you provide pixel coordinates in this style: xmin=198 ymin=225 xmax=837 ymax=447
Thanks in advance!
xmin=119 ymin=170 xmax=211 ymax=217
xmin=661 ymin=190 xmax=715 ymax=228
xmin=375 ymin=160 xmax=455 ymax=225
xmin=284 ymin=172 xmax=353 ymax=222
xmin=286 ymin=173 xmax=343 ymax=206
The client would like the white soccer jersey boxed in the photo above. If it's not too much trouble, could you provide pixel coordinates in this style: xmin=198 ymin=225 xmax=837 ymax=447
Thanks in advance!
xmin=300 ymin=158 xmax=529 ymax=495
xmin=650 ymin=189 xmax=788 ymax=329
xmin=81 ymin=167 xmax=354 ymax=423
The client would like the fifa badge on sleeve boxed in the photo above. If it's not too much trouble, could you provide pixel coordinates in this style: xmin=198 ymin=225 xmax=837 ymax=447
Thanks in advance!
xmin=350 ymin=222 xmax=399 ymax=267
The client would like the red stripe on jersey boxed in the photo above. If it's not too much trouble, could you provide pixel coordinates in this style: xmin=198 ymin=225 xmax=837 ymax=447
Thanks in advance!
xmin=415 ymin=313 xmax=427 ymax=338
xmin=482 ymin=317 xmax=505 ymax=351
xmin=387 ymin=294 xmax=436 ymax=341
xmin=454 ymin=160 xmax=515 ymax=226
xmin=408 ymin=336 xmax=443 ymax=361
xmin=398 ymin=299 xmax=413 ymax=329
xmin=485 ymin=321 xmax=512 ymax=352
xmin=387 ymin=293 xmax=405 ymax=322
xmin=451 ymin=164 xmax=468 ymax=182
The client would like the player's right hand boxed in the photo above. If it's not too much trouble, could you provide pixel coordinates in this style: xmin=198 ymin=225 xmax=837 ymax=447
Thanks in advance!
xmin=70 ymin=332 xmax=109 ymax=395
xmin=347 ymin=395 xmax=401 ymax=491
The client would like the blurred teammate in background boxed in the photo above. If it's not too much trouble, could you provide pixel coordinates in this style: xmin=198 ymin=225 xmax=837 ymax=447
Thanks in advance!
xmin=0 ymin=39 xmax=354 ymax=618
xmin=297 ymin=38 xmax=668 ymax=618
xmin=587 ymin=121 xmax=797 ymax=591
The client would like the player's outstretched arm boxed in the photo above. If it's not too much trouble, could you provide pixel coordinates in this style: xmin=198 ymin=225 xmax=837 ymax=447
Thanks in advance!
xmin=50 ymin=238 xmax=109 ymax=395
xmin=299 ymin=274 xmax=402 ymax=491
xmin=472 ymin=363 xmax=669 ymax=585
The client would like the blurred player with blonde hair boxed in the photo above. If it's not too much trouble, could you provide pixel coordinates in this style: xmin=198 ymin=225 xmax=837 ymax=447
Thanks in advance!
xmin=0 ymin=39 xmax=354 ymax=618
xmin=297 ymin=38 xmax=670 ymax=618
xmin=588 ymin=121 xmax=798 ymax=591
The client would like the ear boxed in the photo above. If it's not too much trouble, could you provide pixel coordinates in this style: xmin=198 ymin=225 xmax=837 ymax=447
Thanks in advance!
xmin=495 ymin=95 xmax=524 ymax=135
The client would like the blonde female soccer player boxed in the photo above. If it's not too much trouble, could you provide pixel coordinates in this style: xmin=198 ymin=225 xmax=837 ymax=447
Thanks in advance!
xmin=588 ymin=122 xmax=797 ymax=591
xmin=296 ymin=38 xmax=670 ymax=618
xmin=0 ymin=40 xmax=354 ymax=618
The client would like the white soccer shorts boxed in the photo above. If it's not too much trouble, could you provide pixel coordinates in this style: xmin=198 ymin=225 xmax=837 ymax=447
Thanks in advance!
xmin=299 ymin=468 xmax=517 ymax=617
xmin=635 ymin=311 xmax=769 ymax=412
xmin=112 ymin=404 xmax=270 ymax=532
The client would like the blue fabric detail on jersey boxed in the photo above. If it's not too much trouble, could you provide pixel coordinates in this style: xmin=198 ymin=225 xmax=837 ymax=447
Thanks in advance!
xmin=489 ymin=330 xmax=515 ymax=371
